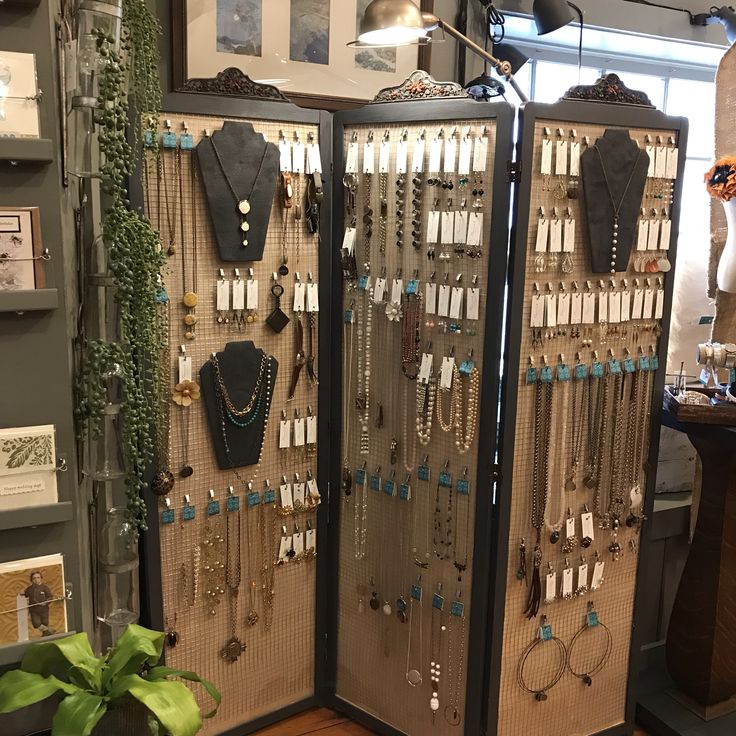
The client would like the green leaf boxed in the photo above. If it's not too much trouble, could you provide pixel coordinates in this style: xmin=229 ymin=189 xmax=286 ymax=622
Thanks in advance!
xmin=103 ymin=625 xmax=164 ymax=689
xmin=109 ymin=675 xmax=202 ymax=736
xmin=51 ymin=691 xmax=106 ymax=736
xmin=0 ymin=670 xmax=78 ymax=714
xmin=146 ymin=667 xmax=221 ymax=718
xmin=21 ymin=633 xmax=99 ymax=690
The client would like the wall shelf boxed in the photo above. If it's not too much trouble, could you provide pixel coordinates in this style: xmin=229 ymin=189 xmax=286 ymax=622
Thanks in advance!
xmin=0 ymin=289 xmax=58 ymax=313
xmin=0 ymin=502 xmax=74 ymax=532
xmin=0 ymin=138 xmax=54 ymax=165
xmin=0 ymin=0 xmax=42 ymax=7
xmin=0 ymin=632 xmax=76 ymax=669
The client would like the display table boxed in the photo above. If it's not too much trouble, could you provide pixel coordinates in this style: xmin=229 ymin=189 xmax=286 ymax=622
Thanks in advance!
xmin=638 ymin=409 xmax=736 ymax=734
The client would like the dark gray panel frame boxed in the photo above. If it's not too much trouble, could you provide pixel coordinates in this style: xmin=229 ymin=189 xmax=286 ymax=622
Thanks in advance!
xmin=132 ymin=90 xmax=333 ymax=736
xmin=485 ymin=99 xmax=689 ymax=736
xmin=329 ymin=97 xmax=515 ymax=736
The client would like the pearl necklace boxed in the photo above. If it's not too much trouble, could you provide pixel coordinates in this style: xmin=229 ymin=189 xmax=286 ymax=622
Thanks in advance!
xmin=453 ymin=365 xmax=480 ymax=454
xmin=402 ymin=381 xmax=417 ymax=472
xmin=416 ymin=378 xmax=436 ymax=446
xmin=360 ymin=292 xmax=373 ymax=455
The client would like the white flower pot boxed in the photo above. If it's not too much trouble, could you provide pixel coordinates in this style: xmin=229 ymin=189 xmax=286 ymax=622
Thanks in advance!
xmin=718 ymin=198 xmax=736 ymax=293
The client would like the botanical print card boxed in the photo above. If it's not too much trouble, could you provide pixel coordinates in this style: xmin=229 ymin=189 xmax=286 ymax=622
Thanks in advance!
xmin=0 ymin=51 xmax=40 ymax=138
xmin=0 ymin=424 xmax=58 ymax=510
xmin=0 ymin=207 xmax=43 ymax=291
xmin=0 ymin=554 xmax=67 ymax=644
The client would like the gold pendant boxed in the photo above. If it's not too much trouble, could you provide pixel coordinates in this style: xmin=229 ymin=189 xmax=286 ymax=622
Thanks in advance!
xmin=220 ymin=636 xmax=246 ymax=663
xmin=182 ymin=291 xmax=198 ymax=308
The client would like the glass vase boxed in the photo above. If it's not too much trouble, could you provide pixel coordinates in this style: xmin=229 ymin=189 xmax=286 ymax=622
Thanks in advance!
xmin=718 ymin=198 xmax=736 ymax=294
xmin=97 ymin=506 xmax=140 ymax=640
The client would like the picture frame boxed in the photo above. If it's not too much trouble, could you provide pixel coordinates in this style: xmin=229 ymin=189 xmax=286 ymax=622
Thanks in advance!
xmin=0 ymin=50 xmax=41 ymax=139
xmin=171 ymin=0 xmax=434 ymax=109
xmin=0 ymin=207 xmax=45 ymax=292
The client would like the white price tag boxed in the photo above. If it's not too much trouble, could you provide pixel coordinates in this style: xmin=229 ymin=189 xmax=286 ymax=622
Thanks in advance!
xmin=454 ymin=210 xmax=468 ymax=243
xmin=345 ymin=142 xmax=359 ymax=173
xmin=441 ymin=211 xmax=455 ymax=244
xmin=654 ymin=146 xmax=668 ymax=178
xmin=535 ymin=218 xmax=549 ymax=253
xmin=216 ymin=279 xmax=230 ymax=311
xmin=582 ymin=293 xmax=595 ymax=324
xmin=458 ymin=137 xmax=472 ymax=175
xmin=591 ymin=561 xmax=605 ymax=590
xmin=545 ymin=294 xmax=557 ymax=328
xmin=563 ymin=218 xmax=576 ymax=253
xmin=293 ymin=282 xmax=306 ymax=312
xmin=419 ymin=353 xmax=433 ymax=384
xmin=555 ymin=140 xmax=568 ymax=176
xmin=292 ymin=141 xmax=305 ymax=173
xmin=279 ymin=420 xmax=291 ymax=449
xmin=428 ymin=137 xmax=442 ymax=172
xmin=427 ymin=211 xmax=440 ymax=243
xmin=306 ymin=415 xmax=317 ymax=444
xmin=232 ymin=279 xmax=245 ymax=310
xmin=637 ymin=219 xmax=649 ymax=251
xmin=278 ymin=535 xmax=292 ymax=561
xmin=378 ymin=139 xmax=391 ymax=173
xmin=293 ymin=531 xmax=304 ymax=557
xmin=621 ymin=291 xmax=631 ymax=322
xmin=666 ymin=146 xmax=679 ymax=180
xmin=293 ymin=417 xmax=306 ymax=446
xmin=307 ymin=142 xmax=322 ymax=174
xmin=466 ymin=212 xmax=483 ymax=247
xmin=440 ymin=356 xmax=455 ymax=389
xmin=643 ymin=289 xmax=654 ymax=319
xmin=598 ymin=292 xmax=608 ymax=323
xmin=362 ymin=141 xmax=375 ymax=174
xmin=279 ymin=139 xmax=292 ymax=172
xmin=577 ymin=563 xmax=589 ymax=591
xmin=449 ymin=287 xmax=463 ymax=319
xmin=437 ymin=284 xmax=451 ymax=317
xmin=655 ymin=288 xmax=665 ymax=319
xmin=570 ymin=293 xmax=583 ymax=324
xmin=540 ymin=138 xmax=553 ymax=175
xmin=307 ymin=477 xmax=321 ymax=501
xmin=581 ymin=512 xmax=595 ymax=541
xmin=660 ymin=219 xmax=672 ymax=250
xmin=280 ymin=482 xmax=294 ymax=509
xmin=391 ymin=279 xmax=403 ymax=304
xmin=443 ymin=137 xmax=457 ymax=173
xmin=466 ymin=287 xmax=480 ymax=321
xmin=646 ymin=145 xmax=655 ymax=177
xmin=566 ymin=516 xmax=576 ymax=539
xmin=557 ymin=292 xmax=571 ymax=325
xmin=178 ymin=356 xmax=192 ymax=383
xmin=569 ymin=141 xmax=580 ymax=177
xmin=530 ymin=295 xmax=545 ymax=328
xmin=246 ymin=279 xmax=258 ymax=310
xmin=545 ymin=571 xmax=557 ymax=603
xmin=294 ymin=482 xmax=306 ymax=506
xmin=425 ymin=282 xmax=437 ymax=314
xmin=306 ymin=528 xmax=316 ymax=551
xmin=632 ymin=289 xmax=644 ymax=320
xmin=562 ymin=567 xmax=574 ymax=598
xmin=609 ymin=291 xmax=621 ymax=324
xmin=396 ymin=139 xmax=408 ymax=174
xmin=472 ymin=136 xmax=488 ymax=172
xmin=307 ymin=282 xmax=319 ymax=312
xmin=373 ymin=277 xmax=387 ymax=303
xmin=342 ymin=227 xmax=357 ymax=254
xmin=411 ymin=138 xmax=425 ymax=173
xmin=647 ymin=219 xmax=661 ymax=251
xmin=549 ymin=218 xmax=563 ymax=253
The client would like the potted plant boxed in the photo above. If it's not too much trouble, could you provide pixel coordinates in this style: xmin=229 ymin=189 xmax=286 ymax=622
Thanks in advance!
xmin=0 ymin=624 xmax=219 ymax=736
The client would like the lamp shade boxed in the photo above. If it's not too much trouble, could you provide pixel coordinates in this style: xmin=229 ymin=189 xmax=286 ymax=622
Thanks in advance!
xmin=715 ymin=7 xmax=736 ymax=45
xmin=355 ymin=0 xmax=429 ymax=46
xmin=492 ymin=42 xmax=529 ymax=74
xmin=465 ymin=73 xmax=506 ymax=100
xmin=533 ymin=0 xmax=575 ymax=35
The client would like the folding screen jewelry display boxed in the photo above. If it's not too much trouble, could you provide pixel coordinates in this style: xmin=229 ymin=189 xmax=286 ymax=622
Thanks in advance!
xmin=336 ymin=118 xmax=497 ymax=734
xmin=496 ymin=115 xmax=683 ymax=736
xmin=144 ymin=111 xmax=323 ymax=735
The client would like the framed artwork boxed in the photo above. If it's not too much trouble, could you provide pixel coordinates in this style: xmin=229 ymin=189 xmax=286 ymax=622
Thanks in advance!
xmin=172 ymin=0 xmax=433 ymax=108
xmin=0 ymin=554 xmax=68 ymax=645
xmin=0 ymin=207 xmax=45 ymax=291
xmin=0 ymin=50 xmax=41 ymax=138
xmin=0 ymin=424 xmax=58 ymax=510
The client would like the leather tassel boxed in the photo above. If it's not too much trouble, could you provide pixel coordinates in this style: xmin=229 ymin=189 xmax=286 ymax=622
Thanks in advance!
xmin=524 ymin=543 xmax=543 ymax=620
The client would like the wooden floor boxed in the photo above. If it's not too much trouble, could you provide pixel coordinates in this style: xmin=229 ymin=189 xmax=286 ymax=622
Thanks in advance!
xmin=252 ymin=708 xmax=651 ymax=735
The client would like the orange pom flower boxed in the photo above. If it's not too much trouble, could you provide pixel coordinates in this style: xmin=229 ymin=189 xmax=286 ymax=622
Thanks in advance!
xmin=705 ymin=156 xmax=736 ymax=201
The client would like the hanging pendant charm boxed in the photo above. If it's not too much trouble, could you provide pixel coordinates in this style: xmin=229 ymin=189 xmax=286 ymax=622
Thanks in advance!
xmin=246 ymin=609 xmax=259 ymax=627
xmin=220 ymin=636 xmax=246 ymax=663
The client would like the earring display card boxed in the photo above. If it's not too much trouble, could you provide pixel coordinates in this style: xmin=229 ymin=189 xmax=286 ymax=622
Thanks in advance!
xmin=493 ymin=110 xmax=685 ymax=736
xmin=0 ymin=51 xmax=40 ymax=138
xmin=0 ymin=207 xmax=44 ymax=291
xmin=0 ymin=424 xmax=58 ymax=509
xmin=145 ymin=111 xmax=323 ymax=735
xmin=335 ymin=114 xmax=505 ymax=736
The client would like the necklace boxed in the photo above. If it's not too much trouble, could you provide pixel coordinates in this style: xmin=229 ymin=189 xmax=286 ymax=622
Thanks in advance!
xmin=363 ymin=172 xmax=373 ymax=268
xmin=354 ymin=463 xmax=367 ymax=559
xmin=405 ymin=577 xmax=424 ymax=686
xmin=342 ymin=298 xmax=355 ymax=495
xmin=378 ymin=172 xmax=388 ymax=255
xmin=566 ymin=367 xmax=588 ymax=491
xmin=412 ymin=459 xmax=432 ymax=569
xmin=402 ymin=381 xmax=417 ymax=473
xmin=607 ymin=371 xmax=631 ymax=527
xmin=220 ymin=506 xmax=245 ymax=662
xmin=401 ymin=293 xmax=422 ymax=379
xmin=593 ymin=145 xmax=644 ymax=274
xmin=181 ymin=150 xmax=199 ymax=339
xmin=259 ymin=491 xmax=276 ymax=630
xmin=544 ymin=377 xmax=568 ymax=542
xmin=160 ymin=145 xmax=179 ymax=255
xmin=433 ymin=466 xmax=454 ymax=561
xmin=416 ymin=378 xmax=436 ymax=446
xmin=151 ymin=296 xmax=175 ymax=496
xmin=358 ymin=291 xmax=373 ymax=455
xmin=212 ymin=352 xmax=267 ymax=417
xmin=453 ymin=365 xmax=480 ymax=454
xmin=445 ymin=600 xmax=466 ymax=726
xmin=209 ymin=135 xmax=270 ymax=248
xmin=245 ymin=488 xmax=259 ymax=626
xmin=429 ymin=589 xmax=445 ymax=722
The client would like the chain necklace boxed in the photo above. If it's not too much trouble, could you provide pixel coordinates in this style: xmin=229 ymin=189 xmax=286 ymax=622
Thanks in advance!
xmin=354 ymin=465 xmax=367 ymax=559
xmin=363 ymin=172 xmax=373 ymax=268
xmin=416 ymin=378 xmax=436 ymax=446
xmin=342 ymin=297 xmax=355 ymax=495
xmin=584 ymin=375 xmax=604 ymax=489
xmin=433 ymin=472 xmax=454 ymax=561
xmin=212 ymin=352 xmax=267 ymax=417
xmin=182 ymin=153 xmax=199 ymax=340
xmin=220 ymin=507 xmax=245 ymax=662
xmin=437 ymin=377 xmax=456 ymax=433
xmin=208 ymin=134 xmax=270 ymax=247
xmin=245 ymin=493 xmax=259 ymax=626
xmin=566 ymin=371 xmax=588 ymax=491
xmin=402 ymin=381 xmax=417 ymax=473
xmin=401 ymin=293 xmax=422 ymax=379
xmin=453 ymin=366 xmax=480 ymax=454
xmin=544 ymin=378 xmax=568 ymax=541
xmin=151 ymin=295 xmax=174 ymax=497
xmin=160 ymin=144 xmax=179 ymax=255
xmin=429 ymin=593 xmax=445 ymax=721
xmin=405 ymin=579 xmax=423 ymax=686
xmin=378 ymin=172 xmax=388 ymax=255
xmin=593 ymin=145 xmax=644 ymax=274
xmin=294 ymin=173 xmax=303 ymax=265
xmin=608 ymin=371 xmax=632 ymax=527
xmin=445 ymin=607 xmax=466 ymax=726
xmin=593 ymin=371 xmax=616 ymax=527
xmin=359 ymin=292 xmax=373 ymax=454
xmin=525 ymin=379 xmax=553 ymax=620
xmin=259 ymin=494 xmax=276 ymax=630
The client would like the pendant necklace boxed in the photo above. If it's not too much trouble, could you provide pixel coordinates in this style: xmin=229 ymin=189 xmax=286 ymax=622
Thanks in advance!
xmin=402 ymin=381 xmax=417 ymax=473
xmin=181 ymin=150 xmax=199 ymax=340
xmin=452 ymin=361 xmax=480 ymax=454
xmin=405 ymin=576 xmax=424 ymax=686
xmin=354 ymin=461 xmax=367 ymax=560
xmin=363 ymin=171 xmax=374 ymax=269
xmin=607 ymin=370 xmax=631 ymax=531
xmin=279 ymin=174 xmax=292 ymax=276
xmin=209 ymin=135 xmax=270 ymax=247
xmin=160 ymin=142 xmax=179 ymax=255
xmin=259 ymin=486 xmax=277 ymax=630
xmin=445 ymin=594 xmax=466 ymax=727
xmin=342 ymin=297 xmax=355 ymax=496
xmin=583 ymin=367 xmax=604 ymax=489
xmin=245 ymin=484 xmax=259 ymax=626
xmin=593 ymin=145 xmax=644 ymax=273
xmin=628 ymin=357 xmax=652 ymax=527
xmin=401 ymin=292 xmax=422 ymax=379
xmin=544 ymin=377 xmax=568 ymax=544
xmin=220 ymin=504 xmax=246 ymax=662
xmin=151 ymin=297 xmax=175 ymax=497
xmin=429 ymin=586 xmax=446 ymax=722
xmin=524 ymin=376 xmax=553 ymax=620
xmin=566 ymin=363 xmax=588 ymax=492
xmin=416 ymin=377 xmax=436 ymax=446
xmin=412 ymin=456 xmax=431 ymax=569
